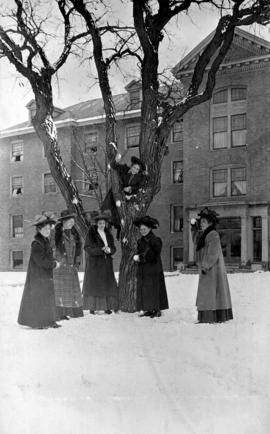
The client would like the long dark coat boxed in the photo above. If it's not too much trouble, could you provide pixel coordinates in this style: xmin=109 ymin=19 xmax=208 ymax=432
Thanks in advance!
xmin=136 ymin=231 xmax=169 ymax=312
xmin=192 ymin=227 xmax=232 ymax=311
xmin=18 ymin=232 xmax=57 ymax=328
xmin=82 ymin=226 xmax=118 ymax=298
xmin=53 ymin=225 xmax=83 ymax=308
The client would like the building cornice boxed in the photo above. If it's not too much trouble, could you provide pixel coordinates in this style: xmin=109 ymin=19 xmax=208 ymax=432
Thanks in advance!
xmin=177 ymin=54 xmax=270 ymax=78
xmin=0 ymin=109 xmax=141 ymax=139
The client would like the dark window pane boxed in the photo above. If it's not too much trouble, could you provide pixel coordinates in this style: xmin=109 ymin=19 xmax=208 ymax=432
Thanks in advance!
xmin=12 ymin=251 xmax=23 ymax=269
xmin=213 ymin=89 xmax=228 ymax=104
xmin=231 ymin=87 xmax=247 ymax=101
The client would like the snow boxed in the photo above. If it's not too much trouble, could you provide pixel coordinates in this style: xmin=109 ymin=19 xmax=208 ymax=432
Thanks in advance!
xmin=1 ymin=271 xmax=270 ymax=434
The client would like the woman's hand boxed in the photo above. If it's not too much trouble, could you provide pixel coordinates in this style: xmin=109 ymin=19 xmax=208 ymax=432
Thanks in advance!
xmin=102 ymin=246 xmax=111 ymax=254
xmin=133 ymin=255 xmax=140 ymax=262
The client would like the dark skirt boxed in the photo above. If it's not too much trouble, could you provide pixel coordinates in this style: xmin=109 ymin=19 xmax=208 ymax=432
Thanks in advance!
xmin=83 ymin=295 xmax=119 ymax=311
xmin=18 ymin=279 xmax=57 ymax=328
xmin=197 ymin=308 xmax=233 ymax=323
xmin=56 ymin=306 xmax=84 ymax=319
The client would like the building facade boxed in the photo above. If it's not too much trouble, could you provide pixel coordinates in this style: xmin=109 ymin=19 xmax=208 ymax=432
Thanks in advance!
xmin=173 ymin=28 xmax=270 ymax=269
xmin=0 ymin=87 xmax=183 ymax=271
xmin=1 ymin=28 xmax=269 ymax=272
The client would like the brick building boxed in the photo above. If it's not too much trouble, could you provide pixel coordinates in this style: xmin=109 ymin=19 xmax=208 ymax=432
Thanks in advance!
xmin=0 ymin=84 xmax=183 ymax=271
xmin=1 ymin=28 xmax=269 ymax=272
xmin=173 ymin=28 xmax=270 ymax=269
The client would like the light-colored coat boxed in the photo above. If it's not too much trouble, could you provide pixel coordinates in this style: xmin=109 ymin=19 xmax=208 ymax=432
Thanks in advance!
xmin=192 ymin=228 xmax=232 ymax=311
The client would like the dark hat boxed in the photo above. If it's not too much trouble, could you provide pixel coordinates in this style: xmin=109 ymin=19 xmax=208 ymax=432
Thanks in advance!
xmin=32 ymin=214 xmax=56 ymax=227
xmin=93 ymin=210 xmax=112 ymax=223
xmin=197 ymin=207 xmax=219 ymax=225
xmin=58 ymin=210 xmax=76 ymax=221
xmin=131 ymin=156 xmax=145 ymax=171
xmin=133 ymin=215 xmax=159 ymax=229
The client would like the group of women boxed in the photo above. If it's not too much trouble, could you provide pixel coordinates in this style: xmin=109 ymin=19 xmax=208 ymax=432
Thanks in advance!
xmin=17 ymin=149 xmax=233 ymax=329
xmin=17 ymin=209 xmax=169 ymax=329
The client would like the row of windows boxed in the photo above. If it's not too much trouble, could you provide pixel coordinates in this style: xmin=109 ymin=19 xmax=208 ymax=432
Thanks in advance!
xmin=11 ymin=173 xmax=57 ymax=197
xmin=8 ymin=205 xmax=183 ymax=241
xmin=9 ymin=245 xmax=184 ymax=270
xmin=7 ymin=216 xmax=263 ymax=270
xmin=9 ymin=122 xmax=183 ymax=164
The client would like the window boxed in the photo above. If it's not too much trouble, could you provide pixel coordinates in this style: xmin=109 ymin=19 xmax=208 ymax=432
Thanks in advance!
xmin=172 ymin=120 xmax=183 ymax=142
xmin=130 ymin=89 xmax=141 ymax=109
xmin=231 ymin=167 xmax=246 ymax=196
xmin=173 ymin=161 xmax=183 ymax=183
xmin=11 ymin=141 xmax=23 ymax=162
xmin=213 ymin=116 xmax=228 ymax=149
xmin=44 ymin=173 xmax=57 ymax=194
xmin=211 ymin=87 xmax=247 ymax=149
xmin=231 ymin=113 xmax=247 ymax=147
xmin=12 ymin=176 xmax=23 ymax=197
xmin=171 ymin=205 xmax=183 ymax=232
xmin=85 ymin=131 xmax=98 ymax=153
xmin=213 ymin=169 xmax=228 ymax=197
xmin=171 ymin=246 xmax=183 ymax=270
xmin=213 ymin=89 xmax=228 ymax=104
xmin=11 ymin=215 xmax=23 ymax=238
xmin=211 ymin=167 xmax=246 ymax=198
xmin=252 ymin=217 xmax=262 ymax=262
xmin=231 ymin=87 xmax=247 ymax=101
xmin=126 ymin=125 xmax=140 ymax=148
xmin=11 ymin=251 xmax=23 ymax=269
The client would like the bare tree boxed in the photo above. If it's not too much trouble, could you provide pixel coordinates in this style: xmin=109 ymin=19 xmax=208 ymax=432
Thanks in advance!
xmin=0 ymin=0 xmax=92 ymax=234
xmin=1 ymin=0 xmax=269 ymax=311
xmin=67 ymin=0 xmax=270 ymax=311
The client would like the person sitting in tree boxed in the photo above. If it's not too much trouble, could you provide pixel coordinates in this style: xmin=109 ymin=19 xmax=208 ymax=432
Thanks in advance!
xmin=101 ymin=142 xmax=148 ymax=238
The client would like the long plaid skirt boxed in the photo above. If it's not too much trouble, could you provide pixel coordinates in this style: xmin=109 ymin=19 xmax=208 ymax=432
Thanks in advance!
xmin=54 ymin=265 xmax=83 ymax=308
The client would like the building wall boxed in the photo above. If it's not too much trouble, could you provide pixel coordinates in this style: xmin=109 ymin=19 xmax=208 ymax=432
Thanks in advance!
xmin=182 ymin=62 xmax=270 ymax=266
xmin=0 ymin=130 xmax=71 ymax=270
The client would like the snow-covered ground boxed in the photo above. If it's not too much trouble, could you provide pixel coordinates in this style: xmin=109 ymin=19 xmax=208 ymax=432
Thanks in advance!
xmin=0 ymin=271 xmax=270 ymax=434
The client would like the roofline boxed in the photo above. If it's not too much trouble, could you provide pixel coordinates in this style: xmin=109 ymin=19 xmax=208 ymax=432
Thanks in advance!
xmin=0 ymin=109 xmax=141 ymax=139
xmin=175 ymin=53 xmax=270 ymax=78
xmin=172 ymin=27 xmax=270 ymax=76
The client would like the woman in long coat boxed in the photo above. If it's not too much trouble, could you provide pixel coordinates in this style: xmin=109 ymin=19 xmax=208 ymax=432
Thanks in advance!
xmin=133 ymin=216 xmax=169 ymax=318
xmin=18 ymin=214 xmax=61 ymax=329
xmin=53 ymin=210 xmax=83 ymax=320
xmin=82 ymin=212 xmax=118 ymax=314
xmin=191 ymin=207 xmax=233 ymax=323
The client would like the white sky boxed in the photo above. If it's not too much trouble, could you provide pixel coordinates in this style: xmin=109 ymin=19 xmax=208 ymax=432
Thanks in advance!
xmin=0 ymin=2 xmax=269 ymax=130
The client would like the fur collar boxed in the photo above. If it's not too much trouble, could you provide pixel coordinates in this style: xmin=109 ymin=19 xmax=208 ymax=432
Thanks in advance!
xmin=196 ymin=225 xmax=216 ymax=251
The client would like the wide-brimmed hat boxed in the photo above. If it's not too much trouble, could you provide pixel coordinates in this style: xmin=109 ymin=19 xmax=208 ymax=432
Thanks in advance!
xmin=130 ymin=156 xmax=145 ymax=171
xmin=133 ymin=215 xmax=159 ymax=229
xmin=32 ymin=214 xmax=56 ymax=227
xmin=93 ymin=210 xmax=112 ymax=223
xmin=58 ymin=210 xmax=76 ymax=221
xmin=197 ymin=207 xmax=219 ymax=225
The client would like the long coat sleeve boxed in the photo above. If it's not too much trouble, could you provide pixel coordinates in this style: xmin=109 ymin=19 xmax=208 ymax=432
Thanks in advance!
xmin=136 ymin=231 xmax=169 ymax=312
xmin=192 ymin=227 xmax=232 ymax=311
xmin=82 ymin=227 xmax=118 ymax=298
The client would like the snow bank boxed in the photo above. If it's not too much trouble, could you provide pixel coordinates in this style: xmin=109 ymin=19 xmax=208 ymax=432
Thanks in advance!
xmin=0 ymin=272 xmax=269 ymax=434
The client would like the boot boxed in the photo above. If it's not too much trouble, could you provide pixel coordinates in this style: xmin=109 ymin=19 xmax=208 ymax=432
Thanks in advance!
xmin=139 ymin=311 xmax=153 ymax=317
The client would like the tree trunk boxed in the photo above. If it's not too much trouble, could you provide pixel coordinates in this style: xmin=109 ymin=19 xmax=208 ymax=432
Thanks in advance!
xmin=31 ymin=84 xmax=88 ymax=238
xmin=117 ymin=186 xmax=153 ymax=312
